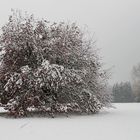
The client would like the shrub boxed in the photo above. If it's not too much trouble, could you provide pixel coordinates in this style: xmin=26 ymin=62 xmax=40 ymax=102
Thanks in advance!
xmin=0 ymin=10 xmax=111 ymax=117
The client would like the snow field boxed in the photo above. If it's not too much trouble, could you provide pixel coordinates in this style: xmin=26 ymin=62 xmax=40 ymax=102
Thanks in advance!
xmin=0 ymin=103 xmax=139 ymax=140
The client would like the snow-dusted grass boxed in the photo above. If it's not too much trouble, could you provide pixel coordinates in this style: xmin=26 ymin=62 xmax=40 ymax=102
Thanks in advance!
xmin=0 ymin=103 xmax=139 ymax=140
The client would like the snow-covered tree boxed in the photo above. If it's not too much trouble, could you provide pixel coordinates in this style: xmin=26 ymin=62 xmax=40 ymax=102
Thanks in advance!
xmin=0 ymin=10 xmax=111 ymax=117
xmin=131 ymin=63 xmax=140 ymax=102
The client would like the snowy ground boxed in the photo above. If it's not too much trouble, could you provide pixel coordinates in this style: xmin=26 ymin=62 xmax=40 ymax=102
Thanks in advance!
xmin=0 ymin=103 xmax=140 ymax=140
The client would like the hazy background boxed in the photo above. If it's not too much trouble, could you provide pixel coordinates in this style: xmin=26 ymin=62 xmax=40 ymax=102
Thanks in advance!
xmin=0 ymin=0 xmax=140 ymax=84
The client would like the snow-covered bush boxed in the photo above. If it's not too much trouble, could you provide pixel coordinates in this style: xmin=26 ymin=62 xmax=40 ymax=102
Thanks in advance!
xmin=0 ymin=10 xmax=111 ymax=117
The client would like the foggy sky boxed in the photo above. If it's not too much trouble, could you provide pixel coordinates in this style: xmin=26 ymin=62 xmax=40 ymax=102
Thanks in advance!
xmin=0 ymin=0 xmax=140 ymax=84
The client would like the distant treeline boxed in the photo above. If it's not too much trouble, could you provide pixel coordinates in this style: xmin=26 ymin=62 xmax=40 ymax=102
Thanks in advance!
xmin=112 ymin=63 xmax=140 ymax=102
xmin=112 ymin=82 xmax=134 ymax=103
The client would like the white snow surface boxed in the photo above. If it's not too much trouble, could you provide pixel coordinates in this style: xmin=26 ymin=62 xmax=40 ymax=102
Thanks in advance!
xmin=0 ymin=103 xmax=140 ymax=140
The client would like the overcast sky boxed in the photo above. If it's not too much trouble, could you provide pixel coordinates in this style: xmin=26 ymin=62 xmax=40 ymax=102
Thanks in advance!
xmin=0 ymin=0 xmax=140 ymax=84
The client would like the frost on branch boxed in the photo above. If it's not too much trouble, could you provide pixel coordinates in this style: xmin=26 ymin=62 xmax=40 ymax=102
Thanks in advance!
xmin=0 ymin=10 xmax=111 ymax=117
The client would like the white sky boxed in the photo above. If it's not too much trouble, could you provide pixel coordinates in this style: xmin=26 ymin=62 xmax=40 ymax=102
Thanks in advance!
xmin=0 ymin=0 xmax=140 ymax=84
